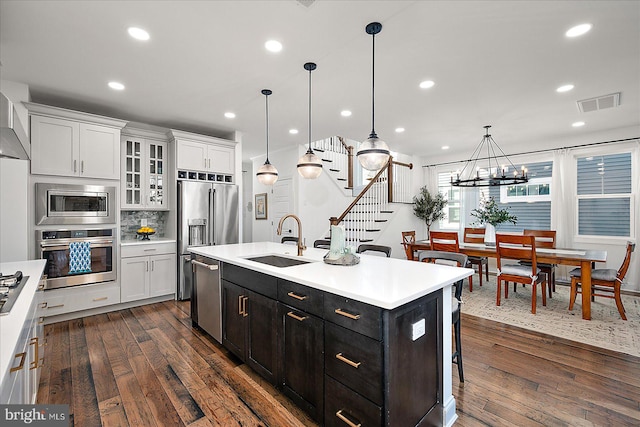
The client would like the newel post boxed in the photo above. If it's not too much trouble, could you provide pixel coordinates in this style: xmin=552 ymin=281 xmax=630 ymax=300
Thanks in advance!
xmin=387 ymin=156 xmax=394 ymax=203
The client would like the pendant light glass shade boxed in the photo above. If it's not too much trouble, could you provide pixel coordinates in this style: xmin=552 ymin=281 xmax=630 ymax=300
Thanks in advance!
xmin=297 ymin=62 xmax=323 ymax=179
xmin=357 ymin=22 xmax=390 ymax=171
xmin=256 ymin=89 xmax=279 ymax=185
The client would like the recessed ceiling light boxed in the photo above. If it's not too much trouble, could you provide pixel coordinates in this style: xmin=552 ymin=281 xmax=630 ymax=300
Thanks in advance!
xmin=265 ymin=40 xmax=283 ymax=52
xmin=289 ymin=129 xmax=299 ymax=134
xmin=441 ymin=145 xmax=450 ymax=150
xmin=340 ymin=110 xmax=352 ymax=117
xmin=128 ymin=27 xmax=150 ymax=41
xmin=556 ymin=84 xmax=574 ymax=93
xmin=572 ymin=121 xmax=585 ymax=127
xmin=566 ymin=23 xmax=592 ymax=38
xmin=108 ymin=81 xmax=125 ymax=90
xmin=395 ymin=127 xmax=405 ymax=133
xmin=419 ymin=80 xmax=435 ymax=89
xmin=224 ymin=112 xmax=236 ymax=119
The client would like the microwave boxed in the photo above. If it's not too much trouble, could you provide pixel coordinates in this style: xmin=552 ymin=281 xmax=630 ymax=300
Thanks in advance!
xmin=36 ymin=183 xmax=116 ymax=225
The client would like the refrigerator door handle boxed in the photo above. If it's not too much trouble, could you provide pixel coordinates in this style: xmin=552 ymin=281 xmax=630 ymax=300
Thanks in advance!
xmin=208 ymin=188 xmax=215 ymax=245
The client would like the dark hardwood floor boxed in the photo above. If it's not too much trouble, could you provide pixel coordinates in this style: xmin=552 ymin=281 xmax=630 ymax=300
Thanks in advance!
xmin=37 ymin=300 xmax=640 ymax=426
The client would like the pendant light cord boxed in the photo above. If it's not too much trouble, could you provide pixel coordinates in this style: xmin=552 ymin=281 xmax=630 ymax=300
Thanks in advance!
xmin=308 ymin=67 xmax=312 ymax=150
xmin=265 ymin=93 xmax=270 ymax=162
xmin=371 ymin=31 xmax=376 ymax=136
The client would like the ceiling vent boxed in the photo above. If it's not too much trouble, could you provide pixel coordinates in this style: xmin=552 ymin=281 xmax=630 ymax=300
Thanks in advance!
xmin=577 ymin=92 xmax=621 ymax=113
xmin=296 ymin=0 xmax=316 ymax=7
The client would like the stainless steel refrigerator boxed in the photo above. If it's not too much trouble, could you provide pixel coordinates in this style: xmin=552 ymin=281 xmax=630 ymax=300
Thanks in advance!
xmin=177 ymin=180 xmax=238 ymax=300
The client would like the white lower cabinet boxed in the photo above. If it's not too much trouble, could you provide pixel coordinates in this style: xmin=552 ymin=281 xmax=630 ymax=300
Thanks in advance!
xmin=40 ymin=282 xmax=121 ymax=317
xmin=121 ymin=242 xmax=176 ymax=303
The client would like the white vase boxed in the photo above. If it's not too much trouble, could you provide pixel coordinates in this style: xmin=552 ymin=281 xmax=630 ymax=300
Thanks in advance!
xmin=484 ymin=223 xmax=496 ymax=246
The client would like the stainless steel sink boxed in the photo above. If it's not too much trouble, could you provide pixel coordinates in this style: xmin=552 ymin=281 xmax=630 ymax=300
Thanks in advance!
xmin=245 ymin=255 xmax=312 ymax=268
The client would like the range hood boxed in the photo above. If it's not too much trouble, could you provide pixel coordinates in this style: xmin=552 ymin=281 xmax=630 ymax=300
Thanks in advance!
xmin=0 ymin=93 xmax=29 ymax=160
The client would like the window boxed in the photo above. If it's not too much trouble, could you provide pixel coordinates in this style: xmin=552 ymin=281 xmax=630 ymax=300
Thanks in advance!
xmin=488 ymin=161 xmax=553 ymax=232
xmin=438 ymin=172 xmax=460 ymax=229
xmin=577 ymin=152 xmax=632 ymax=237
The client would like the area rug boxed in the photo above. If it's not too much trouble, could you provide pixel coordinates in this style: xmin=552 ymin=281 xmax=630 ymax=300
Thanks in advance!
xmin=460 ymin=276 xmax=640 ymax=357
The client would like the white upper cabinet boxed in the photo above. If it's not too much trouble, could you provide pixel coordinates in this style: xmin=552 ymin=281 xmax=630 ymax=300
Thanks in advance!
xmin=171 ymin=130 xmax=236 ymax=176
xmin=27 ymin=103 xmax=127 ymax=180
xmin=121 ymin=131 xmax=168 ymax=210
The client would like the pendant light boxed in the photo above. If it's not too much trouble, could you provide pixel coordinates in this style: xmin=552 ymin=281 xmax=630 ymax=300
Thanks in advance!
xmin=451 ymin=125 xmax=528 ymax=187
xmin=256 ymin=89 xmax=279 ymax=185
xmin=356 ymin=22 xmax=390 ymax=171
xmin=297 ymin=62 xmax=323 ymax=179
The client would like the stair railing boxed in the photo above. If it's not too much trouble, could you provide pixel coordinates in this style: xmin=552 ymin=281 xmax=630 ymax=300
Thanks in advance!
xmin=388 ymin=158 xmax=413 ymax=203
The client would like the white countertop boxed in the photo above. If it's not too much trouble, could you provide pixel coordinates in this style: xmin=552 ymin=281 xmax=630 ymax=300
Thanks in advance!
xmin=0 ymin=259 xmax=46 ymax=385
xmin=121 ymin=238 xmax=176 ymax=246
xmin=189 ymin=242 xmax=473 ymax=310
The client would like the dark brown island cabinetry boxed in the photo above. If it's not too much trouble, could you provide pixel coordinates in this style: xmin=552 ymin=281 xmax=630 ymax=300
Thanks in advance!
xmin=220 ymin=262 xmax=443 ymax=426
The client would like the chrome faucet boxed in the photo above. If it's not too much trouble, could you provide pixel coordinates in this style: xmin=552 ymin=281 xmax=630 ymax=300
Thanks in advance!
xmin=277 ymin=214 xmax=306 ymax=256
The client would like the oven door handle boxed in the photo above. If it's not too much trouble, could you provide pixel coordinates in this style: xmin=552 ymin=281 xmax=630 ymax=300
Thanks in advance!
xmin=40 ymin=241 xmax=114 ymax=249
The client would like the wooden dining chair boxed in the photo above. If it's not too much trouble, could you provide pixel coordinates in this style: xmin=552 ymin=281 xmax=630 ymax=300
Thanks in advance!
xmin=356 ymin=244 xmax=391 ymax=257
xmin=313 ymin=239 xmax=331 ymax=249
xmin=463 ymin=227 xmax=489 ymax=287
xmin=522 ymin=229 xmax=557 ymax=298
xmin=281 ymin=236 xmax=299 ymax=245
xmin=430 ymin=231 xmax=473 ymax=292
xmin=568 ymin=241 xmax=635 ymax=320
xmin=495 ymin=234 xmax=547 ymax=314
xmin=401 ymin=231 xmax=418 ymax=261
xmin=419 ymin=250 xmax=468 ymax=383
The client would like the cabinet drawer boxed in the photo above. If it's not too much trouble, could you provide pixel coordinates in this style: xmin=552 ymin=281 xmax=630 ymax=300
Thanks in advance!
xmin=41 ymin=282 xmax=120 ymax=316
xmin=121 ymin=242 xmax=175 ymax=258
xmin=324 ymin=375 xmax=382 ymax=427
xmin=222 ymin=263 xmax=277 ymax=299
xmin=324 ymin=293 xmax=382 ymax=340
xmin=278 ymin=279 xmax=323 ymax=318
xmin=325 ymin=322 xmax=383 ymax=406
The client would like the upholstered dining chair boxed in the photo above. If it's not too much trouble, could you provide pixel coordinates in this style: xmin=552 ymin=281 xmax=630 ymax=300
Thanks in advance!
xmin=401 ymin=231 xmax=418 ymax=260
xmin=419 ymin=250 xmax=468 ymax=383
xmin=356 ymin=244 xmax=392 ymax=257
xmin=495 ymin=234 xmax=547 ymax=314
xmin=430 ymin=231 xmax=474 ymax=292
xmin=281 ymin=236 xmax=299 ymax=245
xmin=522 ymin=229 xmax=557 ymax=298
xmin=313 ymin=239 xmax=331 ymax=249
xmin=568 ymin=241 xmax=635 ymax=320
xmin=463 ymin=227 xmax=489 ymax=287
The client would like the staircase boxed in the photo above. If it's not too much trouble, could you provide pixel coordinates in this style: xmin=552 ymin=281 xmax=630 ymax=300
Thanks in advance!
xmin=312 ymin=136 xmax=413 ymax=244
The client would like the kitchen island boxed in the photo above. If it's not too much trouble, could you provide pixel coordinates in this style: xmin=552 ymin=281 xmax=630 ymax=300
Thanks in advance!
xmin=190 ymin=242 xmax=472 ymax=427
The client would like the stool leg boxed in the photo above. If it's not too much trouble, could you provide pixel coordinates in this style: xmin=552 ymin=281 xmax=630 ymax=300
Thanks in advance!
xmin=454 ymin=318 xmax=464 ymax=383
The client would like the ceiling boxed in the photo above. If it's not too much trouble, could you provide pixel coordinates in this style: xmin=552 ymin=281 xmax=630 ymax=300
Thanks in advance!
xmin=1 ymin=1 xmax=638 ymax=164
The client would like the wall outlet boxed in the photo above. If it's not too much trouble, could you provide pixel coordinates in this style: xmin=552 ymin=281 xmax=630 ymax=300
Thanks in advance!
xmin=140 ymin=219 xmax=148 ymax=227
xmin=411 ymin=318 xmax=426 ymax=341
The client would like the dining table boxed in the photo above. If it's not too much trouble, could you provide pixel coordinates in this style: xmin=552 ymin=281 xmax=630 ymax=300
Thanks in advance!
xmin=408 ymin=240 xmax=607 ymax=320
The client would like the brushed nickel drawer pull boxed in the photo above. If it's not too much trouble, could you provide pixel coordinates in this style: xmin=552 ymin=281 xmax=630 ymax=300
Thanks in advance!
xmin=335 ymin=308 xmax=361 ymax=320
xmin=335 ymin=410 xmax=361 ymax=427
xmin=335 ymin=353 xmax=362 ymax=368
xmin=10 ymin=352 xmax=26 ymax=373
xmin=47 ymin=304 xmax=64 ymax=309
xmin=93 ymin=296 xmax=108 ymax=302
xmin=287 ymin=291 xmax=308 ymax=301
xmin=242 ymin=296 xmax=249 ymax=317
xmin=287 ymin=311 xmax=308 ymax=322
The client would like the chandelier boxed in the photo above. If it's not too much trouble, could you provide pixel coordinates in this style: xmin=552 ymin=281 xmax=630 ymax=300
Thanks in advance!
xmin=451 ymin=125 xmax=528 ymax=187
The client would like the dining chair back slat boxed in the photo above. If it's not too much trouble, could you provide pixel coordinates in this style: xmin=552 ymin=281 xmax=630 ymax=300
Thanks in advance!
xmin=463 ymin=227 xmax=489 ymax=287
xmin=463 ymin=227 xmax=486 ymax=244
xmin=402 ymin=231 xmax=418 ymax=260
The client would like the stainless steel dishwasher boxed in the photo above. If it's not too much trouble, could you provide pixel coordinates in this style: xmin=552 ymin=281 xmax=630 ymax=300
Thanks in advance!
xmin=190 ymin=255 xmax=222 ymax=343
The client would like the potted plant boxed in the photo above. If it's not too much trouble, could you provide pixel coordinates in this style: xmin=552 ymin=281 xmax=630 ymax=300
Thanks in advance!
xmin=412 ymin=186 xmax=447 ymax=239
xmin=470 ymin=196 xmax=517 ymax=245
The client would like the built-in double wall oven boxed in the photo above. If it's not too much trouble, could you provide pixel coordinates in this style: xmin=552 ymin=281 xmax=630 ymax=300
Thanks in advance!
xmin=37 ymin=228 xmax=116 ymax=290
xmin=35 ymin=182 xmax=118 ymax=290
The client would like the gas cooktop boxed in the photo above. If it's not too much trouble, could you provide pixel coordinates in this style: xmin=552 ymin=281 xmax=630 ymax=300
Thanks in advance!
xmin=0 ymin=271 xmax=30 ymax=315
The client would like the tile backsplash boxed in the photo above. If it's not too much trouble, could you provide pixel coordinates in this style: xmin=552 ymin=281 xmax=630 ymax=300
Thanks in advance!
xmin=121 ymin=211 xmax=169 ymax=240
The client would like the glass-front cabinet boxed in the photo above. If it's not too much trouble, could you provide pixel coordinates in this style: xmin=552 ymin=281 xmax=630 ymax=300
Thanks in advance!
xmin=121 ymin=133 xmax=168 ymax=210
